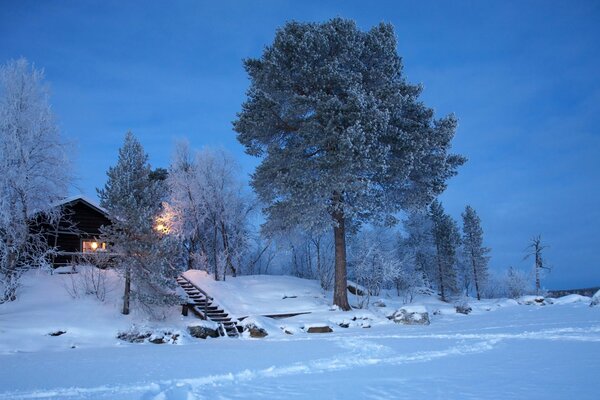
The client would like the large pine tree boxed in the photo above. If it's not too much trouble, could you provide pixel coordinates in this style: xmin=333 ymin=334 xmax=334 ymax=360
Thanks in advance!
xmin=98 ymin=132 xmax=182 ymax=315
xmin=234 ymin=19 xmax=464 ymax=310
xmin=461 ymin=205 xmax=490 ymax=300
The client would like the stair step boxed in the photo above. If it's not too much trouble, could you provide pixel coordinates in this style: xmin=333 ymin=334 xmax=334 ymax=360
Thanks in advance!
xmin=177 ymin=275 xmax=241 ymax=337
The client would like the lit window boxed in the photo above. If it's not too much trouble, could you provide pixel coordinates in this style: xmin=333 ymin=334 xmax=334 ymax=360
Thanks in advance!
xmin=82 ymin=240 xmax=106 ymax=253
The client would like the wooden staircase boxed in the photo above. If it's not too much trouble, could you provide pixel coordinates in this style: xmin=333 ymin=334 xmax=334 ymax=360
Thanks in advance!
xmin=176 ymin=275 xmax=241 ymax=338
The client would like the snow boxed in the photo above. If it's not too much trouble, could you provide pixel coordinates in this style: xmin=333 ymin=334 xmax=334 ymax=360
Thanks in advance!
xmin=183 ymin=270 xmax=331 ymax=318
xmin=1 ymin=270 xmax=599 ymax=399
xmin=551 ymin=294 xmax=591 ymax=305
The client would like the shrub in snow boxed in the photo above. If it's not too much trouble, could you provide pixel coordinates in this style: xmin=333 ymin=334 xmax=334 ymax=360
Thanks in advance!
xmin=389 ymin=306 xmax=430 ymax=325
xmin=62 ymin=263 xmax=113 ymax=302
xmin=591 ymin=290 xmax=600 ymax=307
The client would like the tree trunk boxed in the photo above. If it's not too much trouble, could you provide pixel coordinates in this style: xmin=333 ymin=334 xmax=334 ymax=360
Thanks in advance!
xmin=213 ymin=224 xmax=219 ymax=281
xmin=535 ymin=252 xmax=541 ymax=295
xmin=122 ymin=267 xmax=131 ymax=315
xmin=471 ymin=249 xmax=481 ymax=300
xmin=220 ymin=220 xmax=236 ymax=277
xmin=332 ymin=192 xmax=351 ymax=311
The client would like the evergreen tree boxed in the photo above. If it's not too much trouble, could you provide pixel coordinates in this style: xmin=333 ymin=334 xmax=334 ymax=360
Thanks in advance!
xmin=461 ymin=205 xmax=490 ymax=300
xmin=430 ymin=200 xmax=460 ymax=301
xmin=98 ymin=132 xmax=182 ymax=315
xmin=234 ymin=18 xmax=464 ymax=310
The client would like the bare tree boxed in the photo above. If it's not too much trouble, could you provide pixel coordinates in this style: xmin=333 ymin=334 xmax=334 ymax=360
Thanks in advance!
xmin=525 ymin=235 xmax=550 ymax=295
xmin=0 ymin=58 xmax=71 ymax=302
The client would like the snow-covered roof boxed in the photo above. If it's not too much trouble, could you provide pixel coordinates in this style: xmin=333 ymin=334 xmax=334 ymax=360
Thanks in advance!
xmin=51 ymin=195 xmax=109 ymax=217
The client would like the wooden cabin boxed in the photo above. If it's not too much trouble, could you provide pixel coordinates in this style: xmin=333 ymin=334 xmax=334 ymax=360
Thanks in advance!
xmin=43 ymin=196 xmax=112 ymax=266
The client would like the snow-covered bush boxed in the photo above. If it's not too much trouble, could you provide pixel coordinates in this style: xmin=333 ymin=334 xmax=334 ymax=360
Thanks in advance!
xmin=62 ymin=263 xmax=114 ymax=302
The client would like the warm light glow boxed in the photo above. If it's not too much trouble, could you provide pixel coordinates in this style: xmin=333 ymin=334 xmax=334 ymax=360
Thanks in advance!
xmin=155 ymin=224 xmax=166 ymax=232
xmin=82 ymin=240 xmax=106 ymax=253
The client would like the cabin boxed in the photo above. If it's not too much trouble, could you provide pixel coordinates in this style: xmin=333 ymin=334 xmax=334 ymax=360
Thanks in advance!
xmin=42 ymin=196 xmax=112 ymax=266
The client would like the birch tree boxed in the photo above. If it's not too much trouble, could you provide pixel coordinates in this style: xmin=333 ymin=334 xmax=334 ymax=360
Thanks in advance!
xmin=0 ymin=58 xmax=70 ymax=302
xmin=234 ymin=18 xmax=464 ymax=310
xmin=165 ymin=143 xmax=253 ymax=280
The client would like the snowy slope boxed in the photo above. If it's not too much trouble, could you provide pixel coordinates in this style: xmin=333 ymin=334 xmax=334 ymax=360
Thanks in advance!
xmin=183 ymin=270 xmax=331 ymax=318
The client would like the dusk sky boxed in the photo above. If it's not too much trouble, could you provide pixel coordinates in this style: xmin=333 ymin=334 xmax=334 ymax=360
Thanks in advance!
xmin=1 ymin=0 xmax=598 ymax=289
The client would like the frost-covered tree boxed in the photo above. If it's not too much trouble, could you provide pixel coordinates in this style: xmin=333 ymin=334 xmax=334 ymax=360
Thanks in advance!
xmin=98 ymin=132 xmax=183 ymax=315
xmin=234 ymin=18 xmax=464 ymax=310
xmin=506 ymin=266 xmax=530 ymax=299
xmin=401 ymin=210 xmax=437 ymax=288
xmin=350 ymin=228 xmax=401 ymax=307
xmin=461 ymin=205 xmax=490 ymax=300
xmin=0 ymin=58 xmax=70 ymax=302
xmin=165 ymin=142 xmax=252 ymax=280
xmin=430 ymin=200 xmax=460 ymax=302
xmin=525 ymin=235 xmax=549 ymax=295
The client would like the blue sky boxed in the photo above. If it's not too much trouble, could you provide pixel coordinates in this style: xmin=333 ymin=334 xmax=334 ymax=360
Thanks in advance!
xmin=1 ymin=1 xmax=598 ymax=289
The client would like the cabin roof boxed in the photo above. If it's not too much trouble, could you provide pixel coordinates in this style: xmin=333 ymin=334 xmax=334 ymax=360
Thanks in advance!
xmin=51 ymin=195 xmax=109 ymax=217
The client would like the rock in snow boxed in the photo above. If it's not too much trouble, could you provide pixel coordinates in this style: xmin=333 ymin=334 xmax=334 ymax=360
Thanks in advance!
xmin=518 ymin=296 xmax=547 ymax=306
xmin=306 ymin=326 xmax=333 ymax=333
xmin=187 ymin=324 xmax=220 ymax=339
xmin=389 ymin=306 xmax=430 ymax=325
xmin=244 ymin=323 xmax=268 ymax=338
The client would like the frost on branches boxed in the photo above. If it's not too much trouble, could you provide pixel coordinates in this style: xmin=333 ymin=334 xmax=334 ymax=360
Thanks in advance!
xmin=164 ymin=142 xmax=252 ymax=281
xmin=98 ymin=132 xmax=183 ymax=316
xmin=0 ymin=58 xmax=70 ymax=302
xmin=234 ymin=18 xmax=464 ymax=310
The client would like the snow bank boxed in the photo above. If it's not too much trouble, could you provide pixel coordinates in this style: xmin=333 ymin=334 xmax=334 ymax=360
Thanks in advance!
xmin=551 ymin=294 xmax=591 ymax=305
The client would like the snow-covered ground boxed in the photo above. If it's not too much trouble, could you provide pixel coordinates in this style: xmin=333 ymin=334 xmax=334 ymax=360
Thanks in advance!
xmin=0 ymin=270 xmax=599 ymax=399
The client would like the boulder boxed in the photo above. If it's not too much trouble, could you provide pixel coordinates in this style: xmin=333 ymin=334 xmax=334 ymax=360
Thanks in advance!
xmin=373 ymin=299 xmax=386 ymax=308
xmin=117 ymin=331 xmax=152 ymax=343
xmin=187 ymin=325 xmax=220 ymax=339
xmin=455 ymin=304 xmax=472 ymax=315
xmin=591 ymin=290 xmax=600 ymax=307
xmin=244 ymin=323 xmax=268 ymax=338
xmin=518 ymin=296 xmax=546 ymax=306
xmin=306 ymin=326 xmax=333 ymax=333
xmin=48 ymin=330 xmax=66 ymax=337
xmin=389 ymin=306 xmax=430 ymax=325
